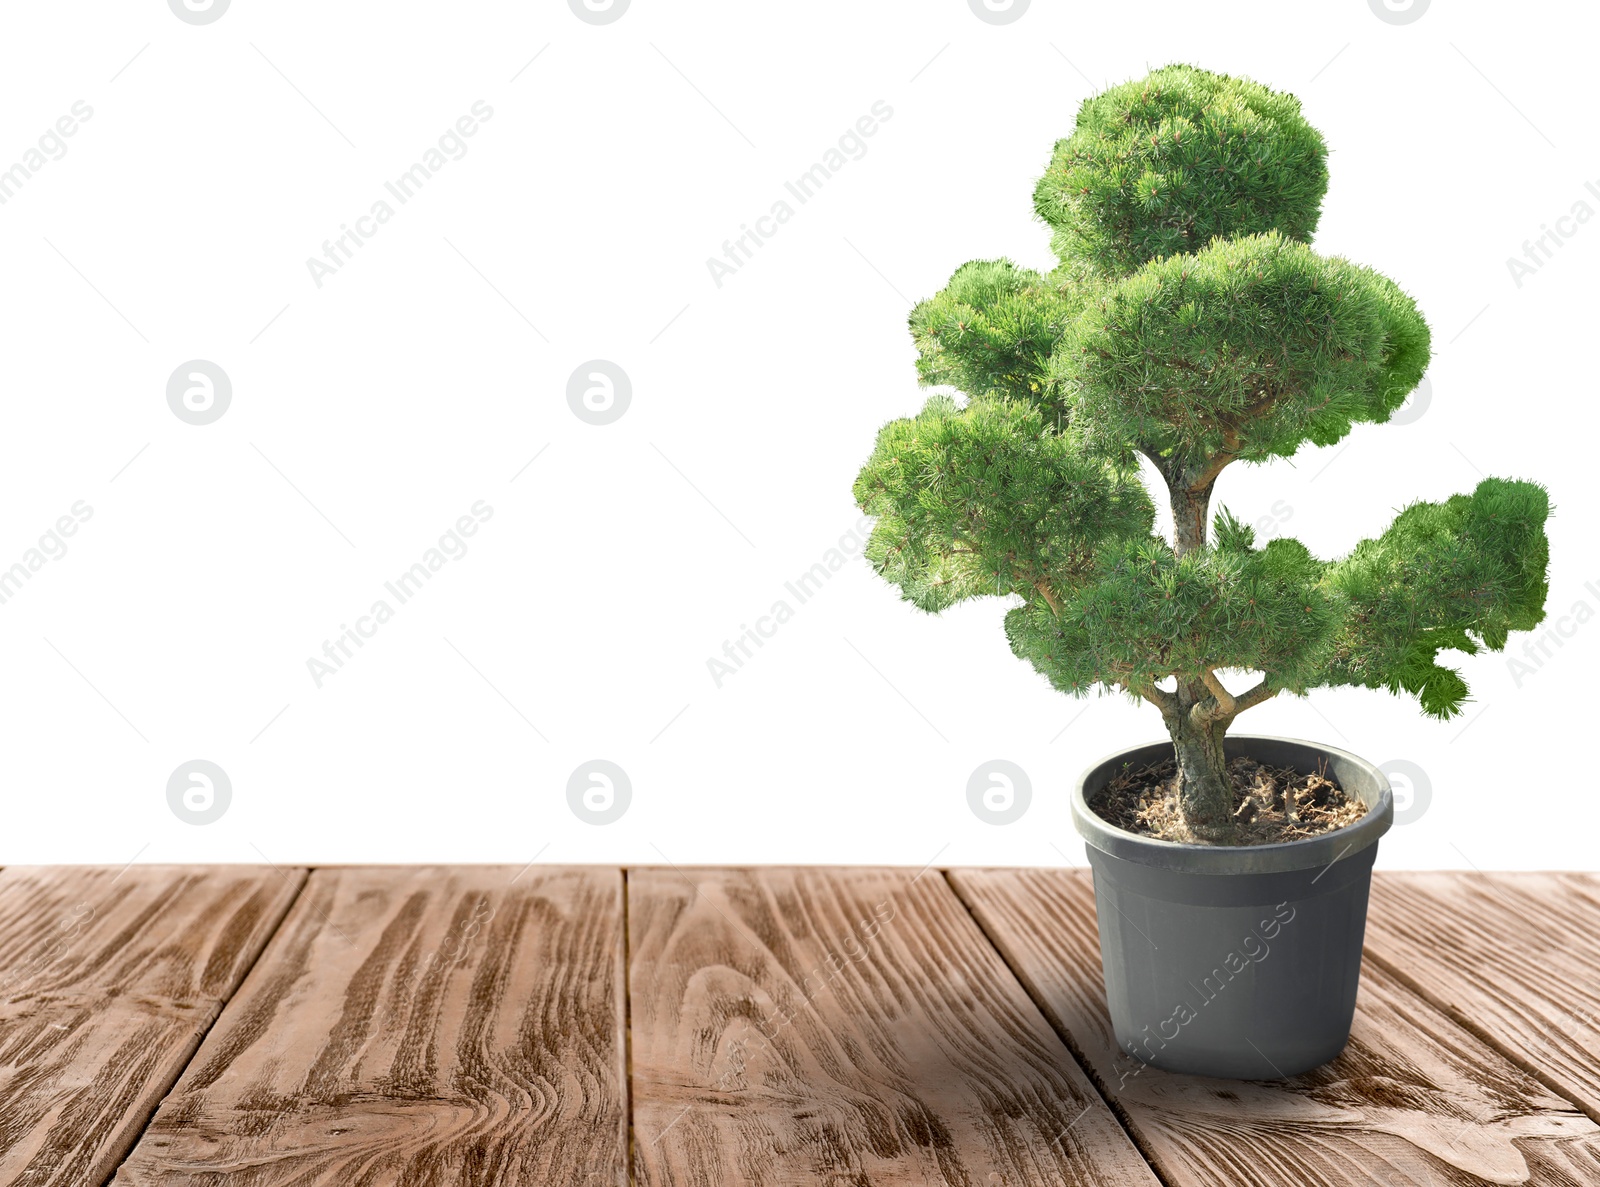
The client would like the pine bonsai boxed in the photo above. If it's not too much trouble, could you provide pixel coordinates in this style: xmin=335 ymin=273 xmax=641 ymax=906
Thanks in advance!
xmin=854 ymin=65 xmax=1552 ymax=842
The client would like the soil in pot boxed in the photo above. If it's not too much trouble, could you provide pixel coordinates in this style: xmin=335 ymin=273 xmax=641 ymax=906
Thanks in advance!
xmin=1089 ymin=754 xmax=1370 ymax=845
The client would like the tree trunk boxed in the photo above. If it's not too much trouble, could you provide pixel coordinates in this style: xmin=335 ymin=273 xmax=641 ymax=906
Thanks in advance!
xmin=1147 ymin=450 xmax=1239 ymax=837
xmin=1166 ymin=468 xmax=1219 ymax=559
xmin=1163 ymin=678 xmax=1235 ymax=840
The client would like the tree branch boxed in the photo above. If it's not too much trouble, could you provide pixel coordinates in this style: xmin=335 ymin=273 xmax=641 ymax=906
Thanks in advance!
xmin=954 ymin=528 xmax=1064 ymax=618
xmin=1138 ymin=445 xmax=1176 ymax=485
xmin=1187 ymin=451 xmax=1236 ymax=493
xmin=1229 ymin=678 xmax=1280 ymax=716
xmin=1130 ymin=679 xmax=1178 ymax=716
xmin=1189 ymin=667 xmax=1236 ymax=726
xmin=1200 ymin=668 xmax=1236 ymax=716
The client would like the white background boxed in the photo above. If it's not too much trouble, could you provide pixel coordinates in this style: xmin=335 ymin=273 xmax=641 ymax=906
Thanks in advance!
xmin=0 ymin=0 xmax=1593 ymax=872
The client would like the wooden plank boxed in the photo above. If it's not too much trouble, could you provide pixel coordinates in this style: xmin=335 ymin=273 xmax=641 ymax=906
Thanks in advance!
xmin=110 ymin=865 xmax=628 ymax=1187
xmin=627 ymin=865 xmax=1159 ymax=1187
xmin=0 ymin=865 xmax=304 ymax=1187
xmin=1365 ymin=871 xmax=1600 ymax=1121
xmin=951 ymin=867 xmax=1600 ymax=1187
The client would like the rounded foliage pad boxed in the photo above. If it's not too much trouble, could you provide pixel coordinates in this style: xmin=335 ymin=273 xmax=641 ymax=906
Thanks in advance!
xmin=1034 ymin=64 xmax=1328 ymax=275
xmin=1052 ymin=231 xmax=1431 ymax=465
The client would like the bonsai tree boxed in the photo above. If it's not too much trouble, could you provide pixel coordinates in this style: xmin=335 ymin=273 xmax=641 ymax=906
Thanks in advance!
xmin=854 ymin=65 xmax=1551 ymax=841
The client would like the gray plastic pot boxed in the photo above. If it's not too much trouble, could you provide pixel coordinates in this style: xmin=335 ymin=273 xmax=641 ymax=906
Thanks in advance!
xmin=1070 ymin=734 xmax=1393 ymax=1080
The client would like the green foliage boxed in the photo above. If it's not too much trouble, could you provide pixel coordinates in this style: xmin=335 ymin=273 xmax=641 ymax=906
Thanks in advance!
xmin=1320 ymin=479 xmax=1552 ymax=717
xmin=852 ymin=394 xmax=1153 ymax=613
xmin=855 ymin=63 xmax=1553 ymax=743
xmin=1033 ymin=64 xmax=1328 ymax=275
xmin=998 ymin=481 xmax=1553 ymax=719
xmin=908 ymin=259 xmax=1091 ymax=418
xmin=1052 ymin=232 xmax=1432 ymax=464
xmin=1004 ymin=516 xmax=1337 ymax=696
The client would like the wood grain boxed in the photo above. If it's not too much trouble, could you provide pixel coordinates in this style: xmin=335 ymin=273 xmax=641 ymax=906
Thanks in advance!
xmin=627 ymin=865 xmax=1159 ymax=1187
xmin=1365 ymin=872 xmax=1600 ymax=1122
xmin=111 ymin=865 xmax=628 ymax=1187
xmin=0 ymin=864 xmax=304 ymax=1187
xmin=951 ymin=867 xmax=1600 ymax=1186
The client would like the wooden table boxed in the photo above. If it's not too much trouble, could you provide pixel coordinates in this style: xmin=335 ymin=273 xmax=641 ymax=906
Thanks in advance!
xmin=0 ymin=866 xmax=1596 ymax=1186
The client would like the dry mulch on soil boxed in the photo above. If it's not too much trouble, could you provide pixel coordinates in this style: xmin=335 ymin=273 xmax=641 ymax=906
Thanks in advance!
xmin=1089 ymin=755 xmax=1369 ymax=845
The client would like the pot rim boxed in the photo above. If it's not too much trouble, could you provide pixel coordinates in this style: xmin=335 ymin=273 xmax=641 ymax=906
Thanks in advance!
xmin=1070 ymin=733 xmax=1394 ymax=876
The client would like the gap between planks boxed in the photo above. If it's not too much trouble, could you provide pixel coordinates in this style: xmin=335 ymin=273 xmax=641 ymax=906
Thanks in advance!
xmin=939 ymin=867 xmax=1180 ymax=1187
xmin=0 ymin=866 xmax=309 ymax=1187
xmin=113 ymin=866 xmax=631 ymax=1185
xmin=625 ymin=864 xmax=1158 ymax=1185
xmin=1360 ymin=946 xmax=1600 ymax=1129
xmin=97 ymin=864 xmax=1157 ymax=1186
xmin=950 ymin=867 xmax=1600 ymax=1187
xmin=117 ymin=864 xmax=320 ymax=1135
xmin=622 ymin=868 xmax=639 ymax=1187
xmin=43 ymin=865 xmax=1594 ymax=1187
xmin=1362 ymin=871 xmax=1600 ymax=1128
